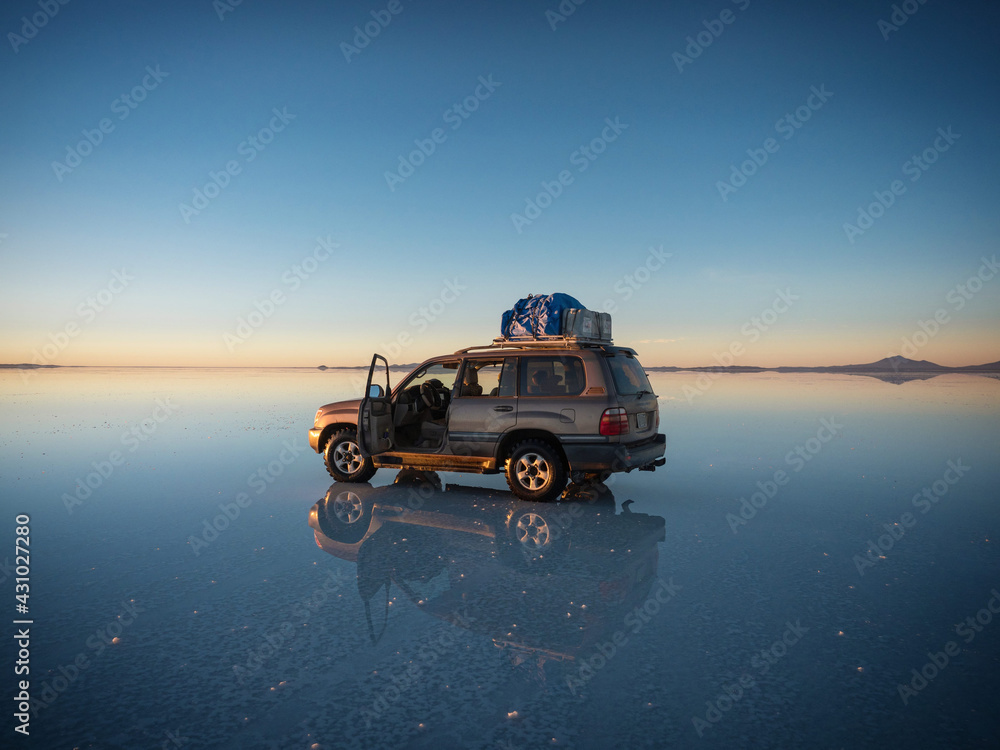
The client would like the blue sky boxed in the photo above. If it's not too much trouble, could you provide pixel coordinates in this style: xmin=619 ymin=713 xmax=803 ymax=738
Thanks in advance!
xmin=1 ymin=0 xmax=998 ymax=367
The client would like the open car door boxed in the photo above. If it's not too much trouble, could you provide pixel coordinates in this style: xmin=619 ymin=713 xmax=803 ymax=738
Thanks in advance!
xmin=359 ymin=353 xmax=395 ymax=455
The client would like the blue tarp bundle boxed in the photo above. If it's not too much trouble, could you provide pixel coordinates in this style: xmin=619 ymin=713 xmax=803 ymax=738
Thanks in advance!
xmin=500 ymin=293 xmax=585 ymax=338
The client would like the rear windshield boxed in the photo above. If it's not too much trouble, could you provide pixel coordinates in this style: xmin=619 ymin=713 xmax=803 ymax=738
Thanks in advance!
xmin=607 ymin=353 xmax=653 ymax=395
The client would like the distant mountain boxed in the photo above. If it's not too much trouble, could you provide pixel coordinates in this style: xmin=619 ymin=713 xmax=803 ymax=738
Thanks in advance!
xmin=826 ymin=356 xmax=947 ymax=372
xmin=960 ymin=360 xmax=1000 ymax=371
xmin=646 ymin=356 xmax=1000 ymax=374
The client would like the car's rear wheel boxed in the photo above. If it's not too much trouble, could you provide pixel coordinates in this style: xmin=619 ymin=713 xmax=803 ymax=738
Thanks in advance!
xmin=324 ymin=428 xmax=377 ymax=483
xmin=505 ymin=439 xmax=567 ymax=502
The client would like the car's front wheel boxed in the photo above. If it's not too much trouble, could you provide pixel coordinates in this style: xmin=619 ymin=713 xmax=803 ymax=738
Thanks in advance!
xmin=505 ymin=439 xmax=567 ymax=502
xmin=324 ymin=428 xmax=377 ymax=483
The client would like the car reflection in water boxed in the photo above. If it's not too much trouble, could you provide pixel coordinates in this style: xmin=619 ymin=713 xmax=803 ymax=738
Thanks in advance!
xmin=307 ymin=471 xmax=667 ymax=678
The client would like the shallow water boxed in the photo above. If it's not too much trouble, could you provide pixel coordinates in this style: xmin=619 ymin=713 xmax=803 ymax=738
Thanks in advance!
xmin=2 ymin=368 xmax=998 ymax=748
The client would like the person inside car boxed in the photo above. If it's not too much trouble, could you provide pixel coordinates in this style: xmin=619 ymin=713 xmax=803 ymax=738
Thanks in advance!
xmin=528 ymin=369 xmax=553 ymax=395
xmin=460 ymin=366 xmax=483 ymax=397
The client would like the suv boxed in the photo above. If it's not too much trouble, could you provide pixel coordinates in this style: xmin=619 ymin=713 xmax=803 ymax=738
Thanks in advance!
xmin=308 ymin=341 xmax=666 ymax=501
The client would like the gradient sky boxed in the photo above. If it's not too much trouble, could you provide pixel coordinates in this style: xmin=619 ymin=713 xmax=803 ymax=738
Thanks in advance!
xmin=1 ymin=0 xmax=998 ymax=368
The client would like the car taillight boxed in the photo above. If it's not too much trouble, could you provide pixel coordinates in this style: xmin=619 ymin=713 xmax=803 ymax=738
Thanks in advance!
xmin=599 ymin=407 xmax=630 ymax=436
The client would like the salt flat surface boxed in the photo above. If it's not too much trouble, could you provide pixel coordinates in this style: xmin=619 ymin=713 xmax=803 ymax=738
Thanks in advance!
xmin=2 ymin=368 xmax=998 ymax=749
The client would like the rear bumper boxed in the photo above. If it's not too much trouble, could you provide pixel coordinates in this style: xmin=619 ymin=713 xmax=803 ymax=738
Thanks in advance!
xmin=308 ymin=428 xmax=323 ymax=453
xmin=561 ymin=433 xmax=666 ymax=472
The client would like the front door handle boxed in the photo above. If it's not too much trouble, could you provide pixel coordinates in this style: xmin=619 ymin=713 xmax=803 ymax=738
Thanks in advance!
xmin=492 ymin=405 xmax=514 ymax=412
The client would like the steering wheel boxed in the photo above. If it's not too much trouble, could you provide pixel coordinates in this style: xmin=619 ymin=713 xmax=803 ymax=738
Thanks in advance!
xmin=420 ymin=379 xmax=445 ymax=410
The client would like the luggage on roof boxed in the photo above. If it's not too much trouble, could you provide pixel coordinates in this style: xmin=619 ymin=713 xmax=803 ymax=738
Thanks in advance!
xmin=562 ymin=308 xmax=613 ymax=341
xmin=499 ymin=294 xmax=612 ymax=343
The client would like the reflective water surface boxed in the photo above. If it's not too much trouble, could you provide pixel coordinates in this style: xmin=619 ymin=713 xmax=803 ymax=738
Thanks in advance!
xmin=2 ymin=368 xmax=998 ymax=748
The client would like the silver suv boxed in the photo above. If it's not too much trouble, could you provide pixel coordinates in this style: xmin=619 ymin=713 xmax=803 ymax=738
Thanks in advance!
xmin=308 ymin=341 xmax=666 ymax=501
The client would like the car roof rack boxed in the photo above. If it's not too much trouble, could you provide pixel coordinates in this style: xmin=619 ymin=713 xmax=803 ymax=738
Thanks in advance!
xmin=454 ymin=338 xmax=635 ymax=355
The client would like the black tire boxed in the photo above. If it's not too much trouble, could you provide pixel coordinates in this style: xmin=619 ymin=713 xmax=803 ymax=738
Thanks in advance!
xmin=324 ymin=428 xmax=377 ymax=483
xmin=505 ymin=439 xmax=567 ymax=502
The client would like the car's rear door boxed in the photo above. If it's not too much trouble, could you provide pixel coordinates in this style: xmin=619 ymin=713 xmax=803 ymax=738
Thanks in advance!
xmin=446 ymin=357 xmax=518 ymax=457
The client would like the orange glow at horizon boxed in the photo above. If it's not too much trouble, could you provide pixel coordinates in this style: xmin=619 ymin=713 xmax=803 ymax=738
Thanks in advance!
xmin=2 ymin=324 xmax=997 ymax=369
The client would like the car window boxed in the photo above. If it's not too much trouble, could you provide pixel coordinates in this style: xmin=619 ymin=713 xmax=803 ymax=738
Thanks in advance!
xmin=521 ymin=356 xmax=585 ymax=397
xmin=399 ymin=361 xmax=460 ymax=393
xmin=458 ymin=358 xmax=517 ymax=397
xmin=607 ymin=353 xmax=653 ymax=395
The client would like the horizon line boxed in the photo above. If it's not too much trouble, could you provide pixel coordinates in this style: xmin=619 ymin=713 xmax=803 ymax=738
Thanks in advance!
xmin=3 ymin=356 xmax=999 ymax=372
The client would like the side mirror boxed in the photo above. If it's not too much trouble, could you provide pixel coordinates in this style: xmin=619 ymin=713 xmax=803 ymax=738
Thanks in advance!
xmin=368 ymin=384 xmax=384 ymax=398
